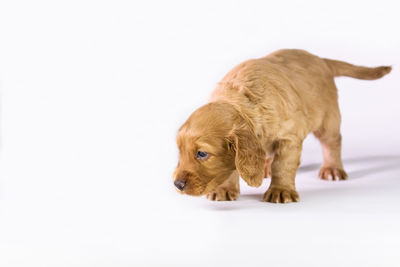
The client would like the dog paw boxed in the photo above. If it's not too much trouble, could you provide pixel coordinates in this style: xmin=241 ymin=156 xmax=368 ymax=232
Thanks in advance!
xmin=206 ymin=189 xmax=238 ymax=201
xmin=263 ymin=186 xmax=299 ymax=203
xmin=319 ymin=166 xmax=347 ymax=181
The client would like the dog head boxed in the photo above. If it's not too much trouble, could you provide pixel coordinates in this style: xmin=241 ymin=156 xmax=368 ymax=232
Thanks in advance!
xmin=173 ymin=102 xmax=265 ymax=196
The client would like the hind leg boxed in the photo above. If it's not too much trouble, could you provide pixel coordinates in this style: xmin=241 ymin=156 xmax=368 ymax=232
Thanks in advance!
xmin=264 ymin=154 xmax=274 ymax=178
xmin=314 ymin=111 xmax=348 ymax=181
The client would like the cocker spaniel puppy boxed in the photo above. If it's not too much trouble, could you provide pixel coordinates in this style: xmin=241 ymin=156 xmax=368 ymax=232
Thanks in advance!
xmin=174 ymin=49 xmax=391 ymax=203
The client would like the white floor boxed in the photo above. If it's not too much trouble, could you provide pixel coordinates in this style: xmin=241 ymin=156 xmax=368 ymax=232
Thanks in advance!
xmin=1 ymin=137 xmax=400 ymax=267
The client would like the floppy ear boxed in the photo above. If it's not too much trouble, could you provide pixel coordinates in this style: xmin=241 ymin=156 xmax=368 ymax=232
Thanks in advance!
xmin=228 ymin=124 xmax=265 ymax=187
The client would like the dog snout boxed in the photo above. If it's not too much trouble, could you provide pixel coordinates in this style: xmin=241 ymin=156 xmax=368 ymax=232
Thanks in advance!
xmin=174 ymin=179 xmax=186 ymax=191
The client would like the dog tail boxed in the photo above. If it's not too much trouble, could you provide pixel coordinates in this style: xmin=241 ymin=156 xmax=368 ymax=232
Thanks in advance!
xmin=323 ymin=58 xmax=392 ymax=80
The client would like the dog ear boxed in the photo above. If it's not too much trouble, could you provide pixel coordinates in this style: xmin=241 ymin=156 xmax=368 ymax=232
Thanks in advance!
xmin=228 ymin=123 xmax=265 ymax=187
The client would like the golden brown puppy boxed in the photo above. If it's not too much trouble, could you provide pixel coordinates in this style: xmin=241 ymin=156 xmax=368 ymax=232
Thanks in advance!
xmin=174 ymin=49 xmax=391 ymax=203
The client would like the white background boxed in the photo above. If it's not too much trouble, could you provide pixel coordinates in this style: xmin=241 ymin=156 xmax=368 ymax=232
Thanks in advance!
xmin=1 ymin=0 xmax=400 ymax=266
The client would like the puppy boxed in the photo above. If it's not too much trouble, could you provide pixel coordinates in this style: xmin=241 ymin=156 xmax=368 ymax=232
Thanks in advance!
xmin=173 ymin=49 xmax=391 ymax=203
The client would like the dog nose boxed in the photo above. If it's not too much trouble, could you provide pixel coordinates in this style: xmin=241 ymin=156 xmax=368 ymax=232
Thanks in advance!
xmin=174 ymin=179 xmax=186 ymax=191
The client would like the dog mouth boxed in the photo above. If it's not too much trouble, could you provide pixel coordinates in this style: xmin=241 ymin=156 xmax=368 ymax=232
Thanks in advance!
xmin=173 ymin=175 xmax=207 ymax=196
xmin=185 ymin=180 xmax=209 ymax=196
xmin=174 ymin=174 xmax=223 ymax=196
xmin=174 ymin=175 xmax=227 ymax=197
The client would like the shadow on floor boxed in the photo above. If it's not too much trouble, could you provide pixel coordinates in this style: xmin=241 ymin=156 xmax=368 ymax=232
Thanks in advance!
xmin=298 ymin=154 xmax=400 ymax=179
xmin=206 ymin=155 xmax=400 ymax=209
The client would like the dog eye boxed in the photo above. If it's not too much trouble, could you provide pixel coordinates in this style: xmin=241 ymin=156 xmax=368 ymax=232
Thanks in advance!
xmin=196 ymin=151 xmax=208 ymax=160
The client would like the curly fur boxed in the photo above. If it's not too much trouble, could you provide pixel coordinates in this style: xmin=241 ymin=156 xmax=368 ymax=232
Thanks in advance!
xmin=174 ymin=49 xmax=391 ymax=203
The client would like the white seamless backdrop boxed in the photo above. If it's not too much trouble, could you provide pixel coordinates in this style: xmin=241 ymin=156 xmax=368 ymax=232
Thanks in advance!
xmin=0 ymin=0 xmax=399 ymax=266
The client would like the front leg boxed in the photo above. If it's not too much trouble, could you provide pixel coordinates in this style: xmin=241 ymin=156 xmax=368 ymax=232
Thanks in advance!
xmin=263 ymin=140 xmax=302 ymax=203
xmin=206 ymin=171 xmax=240 ymax=201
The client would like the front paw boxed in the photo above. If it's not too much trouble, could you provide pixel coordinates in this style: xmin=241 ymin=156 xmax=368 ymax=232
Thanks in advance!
xmin=206 ymin=188 xmax=239 ymax=201
xmin=319 ymin=166 xmax=347 ymax=181
xmin=263 ymin=185 xmax=299 ymax=203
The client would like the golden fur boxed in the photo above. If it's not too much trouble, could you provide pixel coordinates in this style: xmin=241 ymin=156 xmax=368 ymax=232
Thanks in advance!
xmin=174 ymin=49 xmax=391 ymax=203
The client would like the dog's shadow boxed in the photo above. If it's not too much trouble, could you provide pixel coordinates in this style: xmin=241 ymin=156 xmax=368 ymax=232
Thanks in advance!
xmin=208 ymin=154 xmax=400 ymax=210
xmin=298 ymin=154 xmax=400 ymax=179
